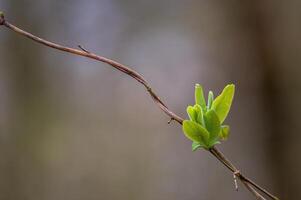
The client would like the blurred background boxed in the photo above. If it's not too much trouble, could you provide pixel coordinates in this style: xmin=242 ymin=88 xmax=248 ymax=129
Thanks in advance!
xmin=0 ymin=0 xmax=300 ymax=199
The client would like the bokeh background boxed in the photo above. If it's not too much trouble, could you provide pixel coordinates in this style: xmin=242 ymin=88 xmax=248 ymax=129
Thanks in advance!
xmin=0 ymin=0 xmax=300 ymax=199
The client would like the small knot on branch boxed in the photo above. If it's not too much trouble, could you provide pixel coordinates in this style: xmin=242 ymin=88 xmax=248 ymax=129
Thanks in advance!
xmin=234 ymin=170 xmax=240 ymax=176
xmin=78 ymin=45 xmax=90 ymax=53
xmin=0 ymin=11 xmax=5 ymax=25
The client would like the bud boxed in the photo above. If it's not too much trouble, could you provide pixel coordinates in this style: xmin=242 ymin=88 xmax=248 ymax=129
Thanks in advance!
xmin=0 ymin=11 xmax=5 ymax=25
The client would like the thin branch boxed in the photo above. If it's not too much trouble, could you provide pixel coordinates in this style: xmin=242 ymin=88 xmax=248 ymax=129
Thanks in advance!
xmin=242 ymin=181 xmax=267 ymax=200
xmin=210 ymin=147 xmax=279 ymax=200
xmin=0 ymin=13 xmax=279 ymax=200
xmin=1 ymin=17 xmax=183 ymax=125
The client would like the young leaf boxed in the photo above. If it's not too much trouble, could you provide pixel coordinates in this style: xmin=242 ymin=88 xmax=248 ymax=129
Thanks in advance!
xmin=182 ymin=120 xmax=210 ymax=144
xmin=204 ymin=110 xmax=221 ymax=141
xmin=187 ymin=106 xmax=197 ymax=122
xmin=220 ymin=125 xmax=230 ymax=140
xmin=207 ymin=91 xmax=214 ymax=109
xmin=193 ymin=104 xmax=202 ymax=113
xmin=195 ymin=84 xmax=206 ymax=111
xmin=197 ymin=108 xmax=205 ymax=127
xmin=208 ymin=140 xmax=221 ymax=147
xmin=212 ymin=84 xmax=235 ymax=123
xmin=192 ymin=141 xmax=204 ymax=151
xmin=194 ymin=104 xmax=205 ymax=127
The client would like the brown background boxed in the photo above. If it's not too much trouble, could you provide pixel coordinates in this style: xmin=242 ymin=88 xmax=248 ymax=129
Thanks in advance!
xmin=0 ymin=0 xmax=300 ymax=199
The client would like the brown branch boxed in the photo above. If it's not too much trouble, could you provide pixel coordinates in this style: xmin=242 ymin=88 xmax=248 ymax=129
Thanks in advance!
xmin=1 ymin=16 xmax=183 ymax=125
xmin=0 ymin=13 xmax=279 ymax=200
xmin=209 ymin=147 xmax=279 ymax=200
xmin=208 ymin=148 xmax=264 ymax=199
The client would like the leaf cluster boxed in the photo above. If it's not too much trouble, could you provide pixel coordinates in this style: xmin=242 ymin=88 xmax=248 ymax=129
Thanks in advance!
xmin=182 ymin=84 xmax=235 ymax=151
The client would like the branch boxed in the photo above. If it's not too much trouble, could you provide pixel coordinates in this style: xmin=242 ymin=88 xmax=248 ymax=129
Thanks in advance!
xmin=209 ymin=147 xmax=279 ymax=200
xmin=0 ymin=12 xmax=279 ymax=200
xmin=0 ymin=13 xmax=183 ymax=125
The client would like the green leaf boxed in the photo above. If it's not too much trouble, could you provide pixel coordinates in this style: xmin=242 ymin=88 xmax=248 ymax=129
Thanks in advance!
xmin=204 ymin=110 xmax=221 ymax=140
xmin=195 ymin=84 xmax=206 ymax=111
xmin=220 ymin=125 xmax=230 ymax=140
xmin=208 ymin=140 xmax=221 ymax=147
xmin=193 ymin=104 xmax=202 ymax=113
xmin=192 ymin=141 xmax=204 ymax=151
xmin=197 ymin=108 xmax=205 ymax=127
xmin=187 ymin=106 xmax=197 ymax=122
xmin=182 ymin=120 xmax=210 ymax=144
xmin=212 ymin=84 xmax=235 ymax=123
xmin=207 ymin=91 xmax=214 ymax=109
xmin=193 ymin=104 xmax=205 ymax=127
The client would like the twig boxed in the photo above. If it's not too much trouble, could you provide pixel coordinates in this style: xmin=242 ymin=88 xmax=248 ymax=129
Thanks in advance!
xmin=0 ymin=13 xmax=279 ymax=200
xmin=233 ymin=170 xmax=239 ymax=191
xmin=210 ymin=147 xmax=279 ymax=200
xmin=242 ymin=181 xmax=267 ymax=200
xmin=1 ymin=16 xmax=183 ymax=125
